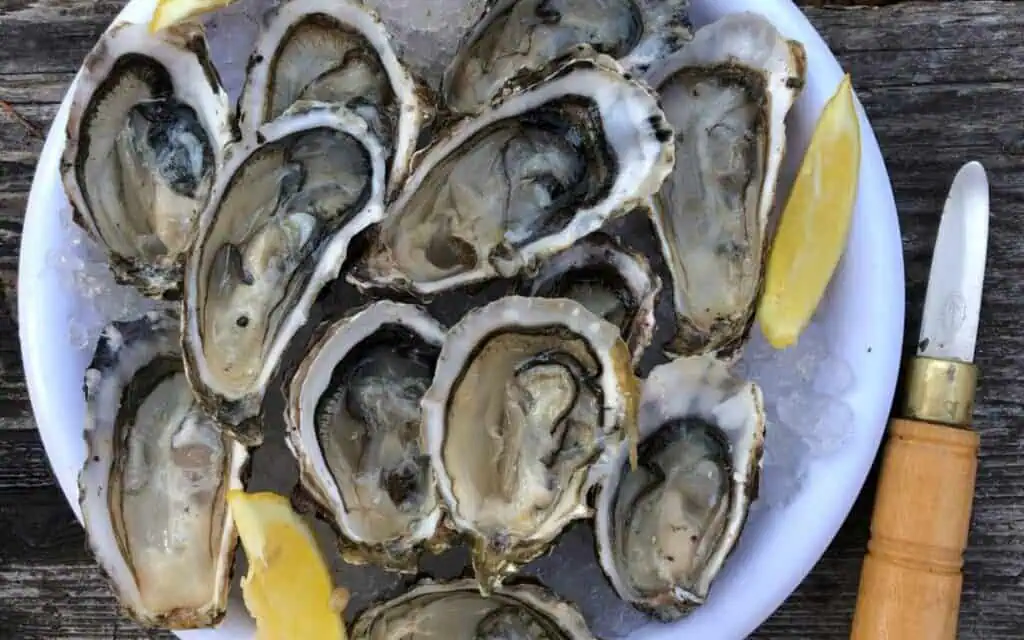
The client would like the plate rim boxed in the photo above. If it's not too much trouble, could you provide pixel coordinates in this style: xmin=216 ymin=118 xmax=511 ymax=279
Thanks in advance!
xmin=17 ymin=0 xmax=905 ymax=638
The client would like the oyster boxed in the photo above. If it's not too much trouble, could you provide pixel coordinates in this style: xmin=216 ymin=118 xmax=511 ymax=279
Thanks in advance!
xmin=285 ymin=301 xmax=446 ymax=571
xmin=183 ymin=101 xmax=387 ymax=442
xmin=593 ymin=355 xmax=765 ymax=620
xmin=351 ymin=579 xmax=595 ymax=639
xmin=61 ymin=21 xmax=234 ymax=299
xmin=238 ymin=0 xmax=427 ymax=193
xmin=443 ymin=0 xmax=693 ymax=114
xmin=78 ymin=308 xmax=248 ymax=629
xmin=422 ymin=296 xmax=639 ymax=591
xmin=350 ymin=54 xmax=674 ymax=297
xmin=520 ymin=231 xmax=661 ymax=365
xmin=644 ymin=12 xmax=806 ymax=358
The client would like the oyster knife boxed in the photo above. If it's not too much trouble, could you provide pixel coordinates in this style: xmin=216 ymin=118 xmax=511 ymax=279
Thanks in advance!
xmin=850 ymin=161 xmax=989 ymax=640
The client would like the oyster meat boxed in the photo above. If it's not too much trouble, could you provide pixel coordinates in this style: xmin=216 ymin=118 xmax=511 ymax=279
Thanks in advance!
xmin=351 ymin=579 xmax=595 ymax=639
xmin=285 ymin=301 xmax=446 ymax=571
xmin=239 ymin=0 xmax=427 ymax=193
xmin=644 ymin=12 xmax=807 ymax=358
xmin=443 ymin=0 xmax=693 ymax=114
xmin=422 ymin=296 xmax=639 ymax=591
xmin=183 ymin=101 xmax=387 ymax=442
xmin=350 ymin=54 xmax=674 ymax=296
xmin=593 ymin=354 xmax=765 ymax=620
xmin=62 ymin=21 xmax=234 ymax=299
xmin=520 ymin=231 xmax=661 ymax=364
xmin=78 ymin=308 xmax=248 ymax=629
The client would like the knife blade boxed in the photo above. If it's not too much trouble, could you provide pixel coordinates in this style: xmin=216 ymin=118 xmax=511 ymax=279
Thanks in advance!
xmin=916 ymin=161 xmax=990 ymax=363
xmin=851 ymin=161 xmax=989 ymax=640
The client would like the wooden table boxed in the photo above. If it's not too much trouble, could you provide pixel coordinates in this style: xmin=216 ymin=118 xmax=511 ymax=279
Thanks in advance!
xmin=2 ymin=0 xmax=1022 ymax=637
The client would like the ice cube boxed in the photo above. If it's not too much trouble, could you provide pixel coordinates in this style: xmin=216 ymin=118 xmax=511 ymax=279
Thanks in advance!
xmin=364 ymin=0 xmax=487 ymax=85
xmin=737 ymin=314 xmax=857 ymax=509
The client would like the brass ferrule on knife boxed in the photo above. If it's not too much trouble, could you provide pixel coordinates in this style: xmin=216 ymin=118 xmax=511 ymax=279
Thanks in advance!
xmin=900 ymin=356 xmax=978 ymax=427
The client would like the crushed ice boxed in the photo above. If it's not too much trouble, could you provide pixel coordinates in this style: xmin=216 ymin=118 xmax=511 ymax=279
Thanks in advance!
xmin=49 ymin=0 xmax=858 ymax=636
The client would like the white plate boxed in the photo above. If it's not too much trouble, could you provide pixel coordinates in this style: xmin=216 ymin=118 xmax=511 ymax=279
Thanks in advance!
xmin=17 ymin=0 xmax=904 ymax=638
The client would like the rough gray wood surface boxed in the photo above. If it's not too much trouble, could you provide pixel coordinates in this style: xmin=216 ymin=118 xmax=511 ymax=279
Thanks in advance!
xmin=2 ymin=0 xmax=1023 ymax=638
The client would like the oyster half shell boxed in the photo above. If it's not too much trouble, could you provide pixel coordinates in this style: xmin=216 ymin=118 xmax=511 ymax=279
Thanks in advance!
xmin=443 ymin=0 xmax=693 ymax=114
xmin=285 ymin=301 xmax=447 ymax=571
xmin=350 ymin=53 xmax=674 ymax=297
xmin=422 ymin=296 xmax=640 ymax=592
xmin=78 ymin=309 xmax=248 ymax=629
xmin=61 ymin=21 xmax=234 ymax=299
xmin=520 ymin=231 xmax=661 ymax=365
xmin=645 ymin=13 xmax=806 ymax=358
xmin=183 ymin=101 xmax=387 ymax=443
xmin=351 ymin=578 xmax=595 ymax=639
xmin=593 ymin=354 xmax=765 ymax=620
xmin=238 ymin=0 xmax=428 ymax=194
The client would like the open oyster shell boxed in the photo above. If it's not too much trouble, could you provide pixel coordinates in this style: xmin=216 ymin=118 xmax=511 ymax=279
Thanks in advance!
xmin=519 ymin=231 xmax=661 ymax=365
xmin=351 ymin=578 xmax=595 ymax=639
xmin=443 ymin=0 xmax=693 ymax=114
xmin=645 ymin=12 xmax=806 ymax=359
xmin=285 ymin=301 xmax=447 ymax=571
xmin=593 ymin=354 xmax=766 ymax=620
xmin=183 ymin=101 xmax=387 ymax=443
xmin=61 ymin=21 xmax=234 ymax=299
xmin=422 ymin=296 xmax=640 ymax=592
xmin=350 ymin=53 xmax=674 ymax=297
xmin=238 ymin=0 xmax=428 ymax=194
xmin=78 ymin=308 xmax=248 ymax=629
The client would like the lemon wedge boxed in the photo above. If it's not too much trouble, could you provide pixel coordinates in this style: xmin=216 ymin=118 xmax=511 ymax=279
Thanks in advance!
xmin=227 ymin=490 xmax=348 ymax=640
xmin=758 ymin=74 xmax=862 ymax=349
xmin=149 ymin=0 xmax=238 ymax=32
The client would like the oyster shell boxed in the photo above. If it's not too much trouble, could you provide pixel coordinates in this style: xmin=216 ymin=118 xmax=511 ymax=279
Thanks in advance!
xmin=351 ymin=578 xmax=595 ymax=639
xmin=238 ymin=0 xmax=427 ymax=193
xmin=78 ymin=308 xmax=248 ymax=629
xmin=593 ymin=354 xmax=765 ymax=620
xmin=443 ymin=0 xmax=693 ymax=114
xmin=422 ymin=296 xmax=640 ymax=591
xmin=183 ymin=101 xmax=387 ymax=443
xmin=645 ymin=12 xmax=806 ymax=358
xmin=285 ymin=301 xmax=446 ymax=571
xmin=61 ymin=21 xmax=234 ymax=299
xmin=520 ymin=231 xmax=661 ymax=365
xmin=350 ymin=54 xmax=674 ymax=297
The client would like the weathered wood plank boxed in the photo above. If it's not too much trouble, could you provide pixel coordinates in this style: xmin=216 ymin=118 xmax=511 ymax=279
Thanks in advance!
xmin=0 ymin=562 xmax=166 ymax=639
xmin=0 ymin=431 xmax=58 ymax=493
xmin=0 ymin=1 xmax=1022 ymax=638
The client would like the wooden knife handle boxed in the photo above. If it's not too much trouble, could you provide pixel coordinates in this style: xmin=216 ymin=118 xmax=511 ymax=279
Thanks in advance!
xmin=850 ymin=418 xmax=980 ymax=640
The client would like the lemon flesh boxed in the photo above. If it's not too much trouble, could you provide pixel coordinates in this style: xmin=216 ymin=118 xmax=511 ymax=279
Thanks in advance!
xmin=150 ymin=0 xmax=237 ymax=32
xmin=758 ymin=74 xmax=862 ymax=349
xmin=227 ymin=490 xmax=348 ymax=640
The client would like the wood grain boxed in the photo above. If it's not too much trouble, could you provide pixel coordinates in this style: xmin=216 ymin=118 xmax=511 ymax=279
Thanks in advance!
xmin=850 ymin=419 xmax=980 ymax=640
xmin=1 ymin=1 xmax=1023 ymax=638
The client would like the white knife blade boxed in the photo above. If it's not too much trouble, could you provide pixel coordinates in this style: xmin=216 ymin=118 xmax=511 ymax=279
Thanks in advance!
xmin=916 ymin=161 xmax=990 ymax=363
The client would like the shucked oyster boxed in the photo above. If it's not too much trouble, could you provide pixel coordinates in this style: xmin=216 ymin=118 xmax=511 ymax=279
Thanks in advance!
xmin=520 ymin=231 xmax=661 ymax=365
xmin=443 ymin=0 xmax=693 ymax=114
xmin=350 ymin=54 xmax=674 ymax=297
xmin=645 ymin=13 xmax=806 ymax=358
xmin=238 ymin=0 xmax=427 ymax=193
xmin=351 ymin=579 xmax=595 ymax=639
xmin=183 ymin=101 xmax=387 ymax=443
xmin=62 ymin=21 xmax=234 ymax=299
xmin=422 ymin=296 xmax=639 ymax=591
xmin=285 ymin=301 xmax=446 ymax=571
xmin=593 ymin=355 xmax=765 ymax=620
xmin=79 ymin=308 xmax=248 ymax=629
